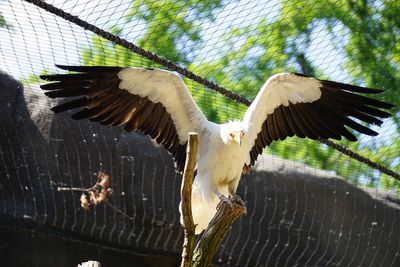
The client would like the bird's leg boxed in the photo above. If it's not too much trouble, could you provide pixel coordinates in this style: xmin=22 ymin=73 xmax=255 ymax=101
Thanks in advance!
xmin=215 ymin=189 xmax=230 ymax=202
xmin=230 ymin=194 xmax=246 ymax=207
xmin=228 ymin=178 xmax=246 ymax=207
xmin=215 ymin=188 xmax=246 ymax=209
xmin=215 ymin=189 xmax=233 ymax=209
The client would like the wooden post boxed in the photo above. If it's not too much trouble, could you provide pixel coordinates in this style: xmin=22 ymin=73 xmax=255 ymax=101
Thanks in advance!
xmin=192 ymin=200 xmax=246 ymax=267
xmin=180 ymin=132 xmax=199 ymax=267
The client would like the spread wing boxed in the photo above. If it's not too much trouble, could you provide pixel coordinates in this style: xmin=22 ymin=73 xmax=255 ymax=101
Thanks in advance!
xmin=40 ymin=65 xmax=208 ymax=172
xmin=242 ymin=73 xmax=395 ymax=166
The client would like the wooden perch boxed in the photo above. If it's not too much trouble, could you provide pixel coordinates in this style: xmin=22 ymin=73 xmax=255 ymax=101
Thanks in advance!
xmin=193 ymin=200 xmax=246 ymax=266
xmin=180 ymin=132 xmax=247 ymax=267
xmin=180 ymin=132 xmax=198 ymax=267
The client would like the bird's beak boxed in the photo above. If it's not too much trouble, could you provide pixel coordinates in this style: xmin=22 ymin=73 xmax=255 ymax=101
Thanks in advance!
xmin=234 ymin=135 xmax=242 ymax=146
xmin=230 ymin=132 xmax=243 ymax=146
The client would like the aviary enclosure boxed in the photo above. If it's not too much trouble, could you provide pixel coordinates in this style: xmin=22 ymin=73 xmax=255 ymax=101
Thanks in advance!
xmin=0 ymin=0 xmax=399 ymax=266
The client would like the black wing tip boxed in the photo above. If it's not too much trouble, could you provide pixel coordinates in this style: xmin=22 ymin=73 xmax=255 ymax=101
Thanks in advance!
xmin=44 ymin=91 xmax=58 ymax=98
xmin=375 ymin=109 xmax=394 ymax=118
xmin=346 ymin=134 xmax=358 ymax=142
xmin=384 ymin=102 xmax=396 ymax=109
xmin=41 ymin=65 xmax=123 ymax=78
xmin=39 ymin=73 xmax=73 ymax=81
xmin=51 ymin=104 xmax=72 ymax=113
xmin=371 ymin=120 xmax=383 ymax=127
xmin=292 ymin=72 xmax=311 ymax=78
xmin=320 ymin=80 xmax=384 ymax=94
xmin=293 ymin=73 xmax=393 ymax=97
xmin=40 ymin=74 xmax=57 ymax=81
xmin=370 ymin=131 xmax=379 ymax=136
xmin=55 ymin=64 xmax=71 ymax=70
xmin=50 ymin=106 xmax=61 ymax=113
xmin=353 ymin=87 xmax=385 ymax=94
xmin=55 ymin=64 xmax=123 ymax=72
xmin=54 ymin=64 xmax=92 ymax=73
xmin=40 ymin=82 xmax=57 ymax=89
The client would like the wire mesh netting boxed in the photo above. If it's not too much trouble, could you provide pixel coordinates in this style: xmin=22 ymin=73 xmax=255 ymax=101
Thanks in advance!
xmin=0 ymin=0 xmax=399 ymax=266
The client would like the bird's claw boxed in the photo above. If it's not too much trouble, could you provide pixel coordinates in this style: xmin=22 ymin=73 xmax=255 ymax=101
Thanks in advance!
xmin=217 ymin=194 xmax=233 ymax=209
xmin=216 ymin=194 xmax=246 ymax=209
xmin=231 ymin=195 xmax=246 ymax=207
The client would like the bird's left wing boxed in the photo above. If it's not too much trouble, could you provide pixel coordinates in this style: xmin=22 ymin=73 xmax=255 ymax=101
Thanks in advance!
xmin=242 ymin=73 xmax=395 ymax=167
xmin=40 ymin=65 xmax=207 ymax=172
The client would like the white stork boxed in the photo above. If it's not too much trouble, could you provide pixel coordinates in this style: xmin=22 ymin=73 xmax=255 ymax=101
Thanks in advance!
xmin=40 ymin=65 xmax=394 ymax=234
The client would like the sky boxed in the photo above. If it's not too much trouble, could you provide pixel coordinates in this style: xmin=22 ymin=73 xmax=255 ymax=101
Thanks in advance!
xmin=0 ymin=0 xmax=130 ymax=79
xmin=1 ymin=0 xmax=347 ymax=81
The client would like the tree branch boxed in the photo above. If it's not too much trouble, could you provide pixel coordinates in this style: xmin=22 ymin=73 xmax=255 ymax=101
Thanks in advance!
xmin=180 ymin=132 xmax=199 ymax=267
xmin=193 ymin=200 xmax=246 ymax=267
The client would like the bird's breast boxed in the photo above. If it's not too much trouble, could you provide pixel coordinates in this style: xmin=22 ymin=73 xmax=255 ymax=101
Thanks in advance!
xmin=197 ymin=134 xmax=248 ymax=185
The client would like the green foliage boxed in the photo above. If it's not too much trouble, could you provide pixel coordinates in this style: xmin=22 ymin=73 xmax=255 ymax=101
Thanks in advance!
xmin=0 ymin=1 xmax=11 ymax=30
xmin=81 ymin=0 xmax=226 ymax=120
xmin=125 ymin=0 xmax=223 ymax=65
xmin=0 ymin=15 xmax=6 ymax=28
xmin=280 ymin=0 xmax=400 ymax=107
xmin=194 ymin=0 xmax=400 ymax=193
xmin=22 ymin=69 xmax=49 ymax=85
xmin=79 ymin=0 xmax=399 ymax=194
xmin=0 ymin=13 xmax=12 ymax=30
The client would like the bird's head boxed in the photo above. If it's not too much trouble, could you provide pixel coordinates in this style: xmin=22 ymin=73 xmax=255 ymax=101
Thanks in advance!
xmin=229 ymin=130 xmax=244 ymax=146
xmin=222 ymin=121 xmax=246 ymax=146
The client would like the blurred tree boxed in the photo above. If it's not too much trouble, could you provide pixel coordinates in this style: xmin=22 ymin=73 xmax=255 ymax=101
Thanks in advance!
xmin=82 ymin=0 xmax=222 ymax=67
xmin=0 ymin=16 xmax=6 ymax=28
xmin=190 ymin=0 xmax=400 ymax=191
xmin=0 ymin=0 xmax=12 ymax=29
xmin=0 ymin=13 xmax=11 ymax=29
xmin=80 ymin=0 xmax=399 ymax=193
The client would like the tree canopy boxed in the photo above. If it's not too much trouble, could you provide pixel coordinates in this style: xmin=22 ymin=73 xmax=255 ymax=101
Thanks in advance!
xmin=80 ymin=0 xmax=399 ymax=193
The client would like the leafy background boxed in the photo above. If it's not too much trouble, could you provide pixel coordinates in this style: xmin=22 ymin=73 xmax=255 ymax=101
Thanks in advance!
xmin=2 ymin=0 xmax=399 ymax=194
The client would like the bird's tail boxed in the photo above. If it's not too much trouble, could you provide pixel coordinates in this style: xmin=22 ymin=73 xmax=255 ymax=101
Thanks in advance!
xmin=191 ymin=189 xmax=219 ymax=234
xmin=179 ymin=179 xmax=220 ymax=234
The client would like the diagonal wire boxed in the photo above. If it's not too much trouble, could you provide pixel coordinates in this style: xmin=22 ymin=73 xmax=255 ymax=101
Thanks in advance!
xmin=318 ymin=138 xmax=400 ymax=180
xmin=24 ymin=0 xmax=251 ymax=106
xmin=24 ymin=0 xmax=400 ymax=182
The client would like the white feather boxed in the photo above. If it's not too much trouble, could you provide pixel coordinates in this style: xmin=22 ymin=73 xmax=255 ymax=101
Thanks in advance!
xmin=242 ymin=73 xmax=322 ymax=164
xmin=118 ymin=68 xmax=207 ymax=144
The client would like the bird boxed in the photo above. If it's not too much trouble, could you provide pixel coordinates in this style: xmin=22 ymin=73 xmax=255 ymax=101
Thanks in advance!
xmin=40 ymin=65 xmax=394 ymax=234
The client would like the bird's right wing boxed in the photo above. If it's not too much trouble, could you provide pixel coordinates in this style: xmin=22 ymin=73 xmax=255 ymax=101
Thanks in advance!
xmin=40 ymin=65 xmax=208 ymax=172
xmin=242 ymin=73 xmax=394 ymax=167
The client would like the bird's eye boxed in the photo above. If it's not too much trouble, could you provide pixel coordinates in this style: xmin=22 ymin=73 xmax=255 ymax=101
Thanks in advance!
xmin=230 ymin=133 xmax=235 ymax=138
xmin=240 ymin=132 xmax=244 ymax=137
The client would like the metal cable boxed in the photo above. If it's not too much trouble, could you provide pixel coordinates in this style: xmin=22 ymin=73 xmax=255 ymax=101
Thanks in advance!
xmin=318 ymin=138 xmax=400 ymax=180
